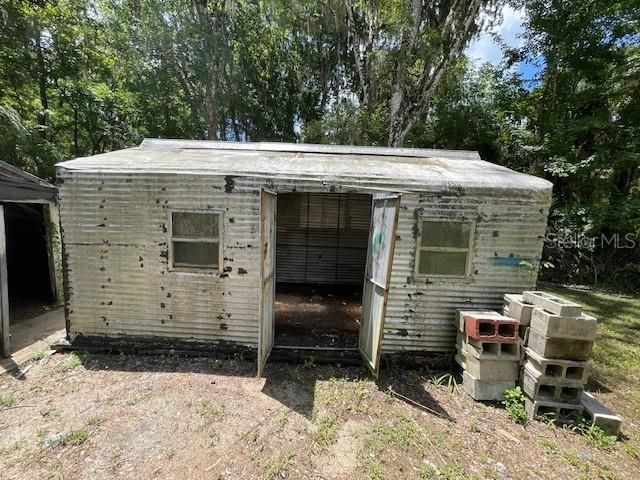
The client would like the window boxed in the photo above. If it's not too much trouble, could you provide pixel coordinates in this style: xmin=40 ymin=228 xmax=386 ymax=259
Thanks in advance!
xmin=416 ymin=221 xmax=473 ymax=276
xmin=170 ymin=211 xmax=221 ymax=270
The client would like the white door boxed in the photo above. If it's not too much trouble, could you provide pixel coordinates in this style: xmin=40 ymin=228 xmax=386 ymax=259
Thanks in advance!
xmin=258 ymin=189 xmax=277 ymax=377
xmin=359 ymin=194 xmax=401 ymax=376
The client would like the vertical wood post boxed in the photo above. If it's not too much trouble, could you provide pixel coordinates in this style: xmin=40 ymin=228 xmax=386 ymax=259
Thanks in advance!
xmin=44 ymin=201 xmax=64 ymax=305
xmin=0 ymin=205 xmax=10 ymax=357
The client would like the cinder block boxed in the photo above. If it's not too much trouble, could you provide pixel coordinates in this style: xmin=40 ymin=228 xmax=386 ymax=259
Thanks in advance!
xmin=463 ymin=371 xmax=514 ymax=401
xmin=521 ymin=363 xmax=583 ymax=403
xmin=522 ymin=291 xmax=582 ymax=317
xmin=456 ymin=310 xmax=504 ymax=332
xmin=524 ymin=348 xmax=589 ymax=384
xmin=525 ymin=396 xmax=584 ymax=423
xmin=527 ymin=329 xmax=593 ymax=361
xmin=464 ymin=313 xmax=519 ymax=342
xmin=463 ymin=354 xmax=518 ymax=382
xmin=530 ymin=308 xmax=597 ymax=340
xmin=457 ymin=331 xmax=520 ymax=361
xmin=580 ymin=392 xmax=622 ymax=437
xmin=504 ymin=294 xmax=534 ymax=326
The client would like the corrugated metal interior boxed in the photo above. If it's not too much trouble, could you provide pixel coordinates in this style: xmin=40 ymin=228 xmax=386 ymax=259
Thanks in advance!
xmin=276 ymin=193 xmax=371 ymax=285
xmin=59 ymin=168 xmax=550 ymax=353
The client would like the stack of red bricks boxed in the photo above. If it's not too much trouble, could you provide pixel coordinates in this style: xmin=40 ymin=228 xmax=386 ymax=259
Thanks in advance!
xmin=504 ymin=291 xmax=597 ymax=423
xmin=454 ymin=310 xmax=520 ymax=401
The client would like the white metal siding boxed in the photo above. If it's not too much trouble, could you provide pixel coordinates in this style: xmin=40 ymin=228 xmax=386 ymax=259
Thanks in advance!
xmin=383 ymin=192 xmax=550 ymax=352
xmin=59 ymin=169 xmax=550 ymax=353
xmin=59 ymin=172 xmax=261 ymax=347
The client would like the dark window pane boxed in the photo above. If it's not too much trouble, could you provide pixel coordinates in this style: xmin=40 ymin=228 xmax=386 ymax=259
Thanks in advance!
xmin=418 ymin=251 xmax=467 ymax=275
xmin=421 ymin=221 xmax=471 ymax=248
xmin=172 ymin=212 xmax=219 ymax=238
xmin=173 ymin=241 xmax=219 ymax=267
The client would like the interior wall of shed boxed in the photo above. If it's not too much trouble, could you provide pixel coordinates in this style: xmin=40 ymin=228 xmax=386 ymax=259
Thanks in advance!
xmin=4 ymin=203 xmax=54 ymax=323
xmin=274 ymin=192 xmax=371 ymax=348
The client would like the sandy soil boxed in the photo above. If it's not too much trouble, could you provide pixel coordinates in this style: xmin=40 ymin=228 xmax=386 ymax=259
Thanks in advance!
xmin=0 ymin=352 xmax=638 ymax=480
xmin=275 ymin=284 xmax=361 ymax=348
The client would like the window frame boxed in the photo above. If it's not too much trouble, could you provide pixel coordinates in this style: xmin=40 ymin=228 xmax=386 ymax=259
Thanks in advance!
xmin=168 ymin=209 xmax=223 ymax=273
xmin=415 ymin=219 xmax=475 ymax=279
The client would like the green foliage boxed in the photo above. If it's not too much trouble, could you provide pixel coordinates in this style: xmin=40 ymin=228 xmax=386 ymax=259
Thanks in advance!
xmin=572 ymin=417 xmax=617 ymax=449
xmin=62 ymin=430 xmax=89 ymax=446
xmin=503 ymin=387 xmax=529 ymax=425
xmin=0 ymin=0 xmax=637 ymax=287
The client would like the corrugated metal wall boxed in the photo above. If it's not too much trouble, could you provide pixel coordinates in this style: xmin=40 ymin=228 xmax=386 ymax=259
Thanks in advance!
xmin=59 ymin=172 xmax=261 ymax=347
xmin=59 ymin=170 xmax=550 ymax=352
xmin=276 ymin=193 xmax=370 ymax=285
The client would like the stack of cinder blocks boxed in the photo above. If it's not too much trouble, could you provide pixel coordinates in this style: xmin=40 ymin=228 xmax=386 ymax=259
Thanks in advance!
xmin=455 ymin=310 xmax=520 ymax=401
xmin=518 ymin=291 xmax=597 ymax=423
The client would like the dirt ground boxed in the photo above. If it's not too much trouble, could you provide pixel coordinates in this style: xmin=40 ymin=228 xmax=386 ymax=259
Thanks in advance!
xmin=275 ymin=284 xmax=361 ymax=348
xmin=1 ymin=351 xmax=638 ymax=480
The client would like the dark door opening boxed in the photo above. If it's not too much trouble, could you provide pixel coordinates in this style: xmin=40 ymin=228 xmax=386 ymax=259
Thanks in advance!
xmin=3 ymin=203 xmax=59 ymax=352
xmin=274 ymin=192 xmax=372 ymax=348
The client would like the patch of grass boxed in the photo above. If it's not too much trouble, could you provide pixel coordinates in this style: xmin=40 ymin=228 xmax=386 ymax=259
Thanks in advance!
xmin=0 ymin=394 xmax=16 ymax=408
xmin=54 ymin=352 xmax=84 ymax=373
xmin=430 ymin=372 xmax=459 ymax=391
xmin=365 ymin=458 xmax=385 ymax=480
xmin=563 ymin=449 xmax=580 ymax=467
xmin=375 ymin=413 xmax=425 ymax=449
xmin=0 ymin=442 xmax=22 ymax=456
xmin=263 ymin=449 xmax=294 ymax=480
xmin=440 ymin=463 xmax=469 ymax=480
xmin=62 ymin=430 xmax=89 ymax=446
xmin=87 ymin=415 xmax=104 ymax=427
xmin=572 ymin=417 xmax=617 ymax=450
xmin=314 ymin=414 xmax=341 ymax=448
xmin=197 ymin=400 xmax=223 ymax=423
xmin=419 ymin=464 xmax=439 ymax=479
xmin=30 ymin=347 xmax=52 ymax=362
xmin=623 ymin=441 xmax=640 ymax=461
xmin=538 ymin=437 xmax=558 ymax=454
xmin=545 ymin=286 xmax=640 ymax=388
xmin=314 ymin=377 xmax=371 ymax=414
xmin=36 ymin=427 xmax=50 ymax=439
xmin=503 ymin=386 xmax=528 ymax=425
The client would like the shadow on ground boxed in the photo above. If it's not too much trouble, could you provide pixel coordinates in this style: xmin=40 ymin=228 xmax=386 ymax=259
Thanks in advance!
xmin=70 ymin=349 xmax=454 ymax=422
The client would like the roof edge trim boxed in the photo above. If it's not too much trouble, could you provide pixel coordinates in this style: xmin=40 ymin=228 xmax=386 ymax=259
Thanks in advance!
xmin=139 ymin=138 xmax=481 ymax=161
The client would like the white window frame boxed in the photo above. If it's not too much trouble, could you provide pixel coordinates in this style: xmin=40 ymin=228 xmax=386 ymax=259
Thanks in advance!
xmin=168 ymin=209 xmax=223 ymax=273
xmin=415 ymin=219 xmax=475 ymax=279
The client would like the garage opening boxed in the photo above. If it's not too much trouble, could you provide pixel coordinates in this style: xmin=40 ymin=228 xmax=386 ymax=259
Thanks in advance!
xmin=274 ymin=193 xmax=372 ymax=348
xmin=3 ymin=203 xmax=59 ymax=353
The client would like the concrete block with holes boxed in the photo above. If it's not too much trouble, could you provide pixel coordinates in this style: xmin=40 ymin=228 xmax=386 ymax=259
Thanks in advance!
xmin=462 ymin=371 xmax=514 ymax=401
xmin=463 ymin=354 xmax=518 ymax=382
xmin=456 ymin=331 xmax=520 ymax=361
xmin=580 ymin=392 xmax=623 ymax=436
xmin=521 ymin=363 xmax=583 ymax=403
xmin=528 ymin=329 xmax=593 ymax=360
xmin=530 ymin=308 xmax=597 ymax=341
xmin=525 ymin=397 xmax=584 ymax=423
xmin=455 ymin=309 xmax=504 ymax=332
xmin=522 ymin=291 xmax=583 ymax=317
xmin=464 ymin=312 xmax=519 ymax=342
xmin=524 ymin=348 xmax=589 ymax=384
xmin=503 ymin=293 xmax=534 ymax=326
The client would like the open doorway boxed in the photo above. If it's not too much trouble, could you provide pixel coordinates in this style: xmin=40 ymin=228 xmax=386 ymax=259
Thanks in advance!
xmin=274 ymin=193 xmax=372 ymax=348
xmin=3 ymin=203 xmax=61 ymax=353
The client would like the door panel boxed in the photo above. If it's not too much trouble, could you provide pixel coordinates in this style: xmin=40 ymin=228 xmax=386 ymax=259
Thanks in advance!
xmin=258 ymin=189 xmax=277 ymax=377
xmin=359 ymin=194 xmax=401 ymax=376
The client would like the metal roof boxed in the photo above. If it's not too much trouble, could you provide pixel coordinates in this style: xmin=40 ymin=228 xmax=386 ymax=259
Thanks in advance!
xmin=0 ymin=160 xmax=57 ymax=202
xmin=56 ymin=139 xmax=552 ymax=193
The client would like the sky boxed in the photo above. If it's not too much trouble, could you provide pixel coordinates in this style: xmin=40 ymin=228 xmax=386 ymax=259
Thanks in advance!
xmin=466 ymin=6 xmax=540 ymax=82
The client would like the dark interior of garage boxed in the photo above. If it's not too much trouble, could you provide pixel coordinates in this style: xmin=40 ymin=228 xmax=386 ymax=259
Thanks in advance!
xmin=274 ymin=192 xmax=371 ymax=348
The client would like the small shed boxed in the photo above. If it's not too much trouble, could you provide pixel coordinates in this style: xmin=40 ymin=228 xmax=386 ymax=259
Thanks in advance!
xmin=56 ymin=140 xmax=552 ymax=375
xmin=0 ymin=161 xmax=63 ymax=357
